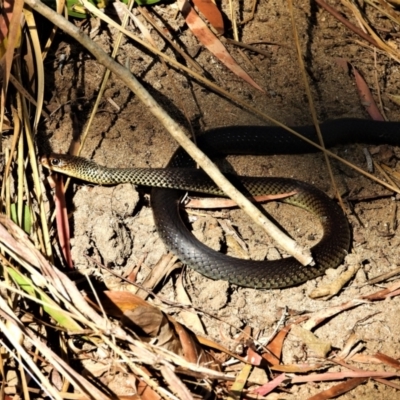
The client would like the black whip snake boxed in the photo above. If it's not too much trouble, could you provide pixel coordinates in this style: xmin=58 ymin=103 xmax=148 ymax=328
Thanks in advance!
xmin=41 ymin=118 xmax=400 ymax=288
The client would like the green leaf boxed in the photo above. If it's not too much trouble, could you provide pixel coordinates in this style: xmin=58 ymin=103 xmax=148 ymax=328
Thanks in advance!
xmin=8 ymin=268 xmax=83 ymax=332
xmin=10 ymin=204 xmax=32 ymax=234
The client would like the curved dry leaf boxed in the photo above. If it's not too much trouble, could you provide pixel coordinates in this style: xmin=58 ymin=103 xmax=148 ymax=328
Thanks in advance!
xmin=169 ymin=317 xmax=218 ymax=368
xmin=160 ymin=365 xmax=193 ymax=400
xmin=352 ymin=66 xmax=384 ymax=121
xmin=175 ymin=274 xmax=205 ymax=334
xmin=125 ymin=307 xmax=184 ymax=355
xmin=98 ymin=290 xmax=218 ymax=368
xmin=335 ymin=58 xmax=384 ymax=121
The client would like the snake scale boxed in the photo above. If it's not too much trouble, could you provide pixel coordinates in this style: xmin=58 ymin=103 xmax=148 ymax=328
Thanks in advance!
xmin=41 ymin=118 xmax=400 ymax=289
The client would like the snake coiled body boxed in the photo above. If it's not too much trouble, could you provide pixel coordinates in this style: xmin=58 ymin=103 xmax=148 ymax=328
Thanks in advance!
xmin=41 ymin=119 xmax=400 ymax=288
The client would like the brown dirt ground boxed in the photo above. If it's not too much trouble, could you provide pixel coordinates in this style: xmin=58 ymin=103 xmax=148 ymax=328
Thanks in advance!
xmin=33 ymin=0 xmax=400 ymax=398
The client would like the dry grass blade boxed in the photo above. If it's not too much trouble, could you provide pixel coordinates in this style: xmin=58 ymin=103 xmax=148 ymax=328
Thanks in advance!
xmin=315 ymin=0 xmax=379 ymax=47
xmin=0 ymin=306 xmax=112 ymax=400
xmin=365 ymin=0 xmax=400 ymax=26
xmin=9 ymin=73 xmax=49 ymax=117
xmin=0 ymin=0 xmax=24 ymax=147
xmin=52 ymin=174 xmax=73 ymax=268
xmin=138 ymin=7 xmax=204 ymax=74
xmin=23 ymin=6 xmax=44 ymax=132
xmin=3 ymin=8 xmax=52 ymax=258
xmin=229 ymin=363 xmax=252 ymax=397
xmin=0 ymin=268 xmax=111 ymax=398
xmin=121 ymin=3 xmax=196 ymax=140
xmin=0 ymin=215 xmax=223 ymax=398
xmin=0 ymin=305 xmax=63 ymax=399
xmin=289 ymin=0 xmax=342 ymax=208
xmin=71 ymin=0 xmax=136 ymax=160
xmin=342 ymin=0 xmax=400 ymax=62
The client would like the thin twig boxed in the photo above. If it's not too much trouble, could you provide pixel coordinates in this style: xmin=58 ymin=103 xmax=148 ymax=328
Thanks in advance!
xmin=315 ymin=0 xmax=379 ymax=47
xmin=225 ymin=38 xmax=276 ymax=57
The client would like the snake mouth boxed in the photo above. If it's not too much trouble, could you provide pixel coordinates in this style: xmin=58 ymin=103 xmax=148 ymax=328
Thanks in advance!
xmin=40 ymin=155 xmax=53 ymax=169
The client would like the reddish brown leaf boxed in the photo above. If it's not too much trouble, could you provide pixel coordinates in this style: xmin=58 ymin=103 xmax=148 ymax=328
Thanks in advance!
xmin=96 ymin=290 xmax=150 ymax=317
xmin=262 ymin=325 xmax=291 ymax=365
xmin=246 ymin=347 xmax=263 ymax=366
xmin=374 ymin=352 xmax=400 ymax=370
xmin=54 ymin=174 xmax=73 ymax=268
xmin=361 ymin=280 xmax=400 ymax=300
xmin=251 ymin=373 xmax=286 ymax=396
xmin=191 ymin=0 xmax=224 ymax=34
xmin=352 ymin=66 xmax=384 ymax=121
xmin=335 ymin=58 xmax=384 ymax=121
xmin=136 ymin=379 xmax=162 ymax=400
xmin=185 ymin=191 xmax=297 ymax=209
xmin=291 ymin=370 xmax=399 ymax=383
xmin=177 ymin=0 xmax=264 ymax=92
xmin=307 ymin=377 xmax=367 ymax=400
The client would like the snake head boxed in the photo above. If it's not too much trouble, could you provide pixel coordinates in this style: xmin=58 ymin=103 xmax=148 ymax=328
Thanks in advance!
xmin=41 ymin=153 xmax=122 ymax=185
xmin=40 ymin=153 xmax=100 ymax=182
xmin=41 ymin=153 xmax=75 ymax=172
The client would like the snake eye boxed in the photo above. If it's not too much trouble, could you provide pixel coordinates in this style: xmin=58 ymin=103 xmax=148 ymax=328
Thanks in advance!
xmin=51 ymin=158 xmax=60 ymax=166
